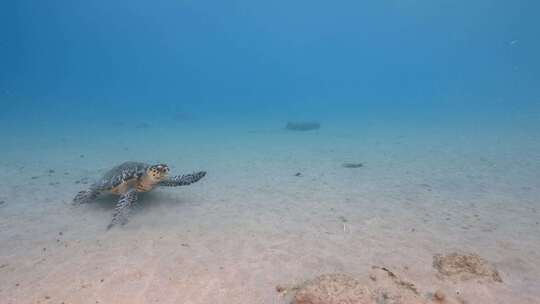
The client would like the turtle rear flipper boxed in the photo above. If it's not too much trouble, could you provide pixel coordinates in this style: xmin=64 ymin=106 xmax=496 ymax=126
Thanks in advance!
xmin=73 ymin=188 xmax=101 ymax=205
xmin=159 ymin=171 xmax=206 ymax=187
xmin=107 ymin=188 xmax=138 ymax=230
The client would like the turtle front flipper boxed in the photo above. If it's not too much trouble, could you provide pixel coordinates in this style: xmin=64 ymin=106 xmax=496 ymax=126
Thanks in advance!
xmin=73 ymin=188 xmax=101 ymax=205
xmin=159 ymin=171 xmax=206 ymax=187
xmin=107 ymin=188 xmax=138 ymax=230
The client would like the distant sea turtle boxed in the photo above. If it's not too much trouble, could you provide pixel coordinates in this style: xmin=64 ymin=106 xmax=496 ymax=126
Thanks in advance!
xmin=73 ymin=161 xmax=206 ymax=229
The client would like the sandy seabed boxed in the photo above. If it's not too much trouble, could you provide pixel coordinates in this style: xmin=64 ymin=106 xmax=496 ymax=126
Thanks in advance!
xmin=1 ymin=120 xmax=539 ymax=304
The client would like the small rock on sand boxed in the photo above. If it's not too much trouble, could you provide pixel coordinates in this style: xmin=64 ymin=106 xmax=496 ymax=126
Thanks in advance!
xmin=75 ymin=177 xmax=90 ymax=185
xmin=434 ymin=289 xmax=446 ymax=301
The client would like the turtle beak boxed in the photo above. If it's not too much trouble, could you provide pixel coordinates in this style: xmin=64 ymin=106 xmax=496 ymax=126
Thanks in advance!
xmin=158 ymin=165 xmax=169 ymax=176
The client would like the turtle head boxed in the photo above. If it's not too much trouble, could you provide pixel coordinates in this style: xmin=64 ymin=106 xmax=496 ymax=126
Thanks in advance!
xmin=147 ymin=164 xmax=170 ymax=182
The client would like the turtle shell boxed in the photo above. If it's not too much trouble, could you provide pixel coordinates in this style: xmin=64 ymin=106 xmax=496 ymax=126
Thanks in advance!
xmin=93 ymin=161 xmax=149 ymax=193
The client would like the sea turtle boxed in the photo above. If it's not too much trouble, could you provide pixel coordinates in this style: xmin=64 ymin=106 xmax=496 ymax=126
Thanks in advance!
xmin=73 ymin=161 xmax=206 ymax=229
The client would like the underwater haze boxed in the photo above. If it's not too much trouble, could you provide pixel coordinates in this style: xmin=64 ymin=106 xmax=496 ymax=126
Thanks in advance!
xmin=1 ymin=1 xmax=540 ymax=303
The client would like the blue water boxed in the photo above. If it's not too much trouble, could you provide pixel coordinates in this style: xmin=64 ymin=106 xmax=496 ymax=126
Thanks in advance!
xmin=2 ymin=0 xmax=540 ymax=124
xmin=2 ymin=1 xmax=540 ymax=303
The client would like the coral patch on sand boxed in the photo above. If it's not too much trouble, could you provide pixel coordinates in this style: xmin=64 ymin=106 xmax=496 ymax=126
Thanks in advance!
xmin=433 ymin=252 xmax=502 ymax=283
xmin=278 ymin=267 xmax=438 ymax=304
xmin=290 ymin=273 xmax=370 ymax=304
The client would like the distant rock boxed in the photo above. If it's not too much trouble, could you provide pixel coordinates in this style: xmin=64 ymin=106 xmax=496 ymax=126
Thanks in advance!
xmin=136 ymin=122 xmax=151 ymax=129
xmin=172 ymin=111 xmax=194 ymax=122
xmin=285 ymin=121 xmax=321 ymax=131
xmin=342 ymin=162 xmax=363 ymax=168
